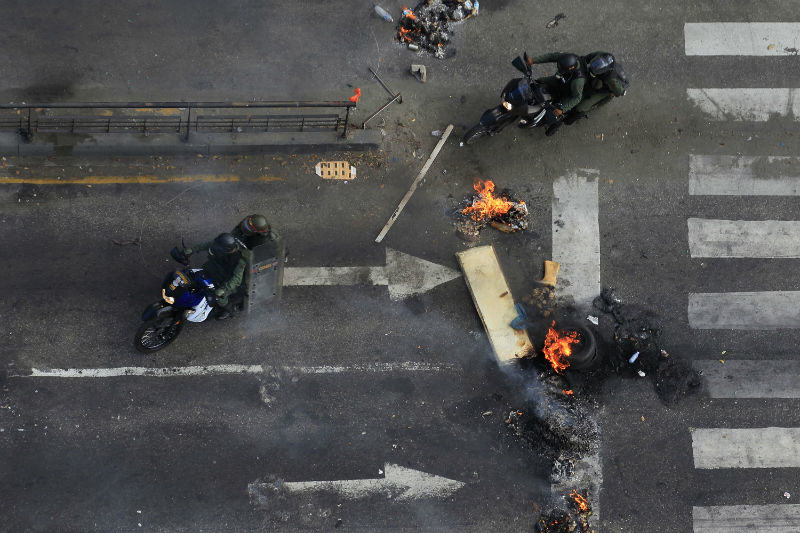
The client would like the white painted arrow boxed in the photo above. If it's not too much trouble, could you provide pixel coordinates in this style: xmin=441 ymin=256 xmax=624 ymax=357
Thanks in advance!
xmin=282 ymin=248 xmax=461 ymax=300
xmin=251 ymin=463 xmax=465 ymax=501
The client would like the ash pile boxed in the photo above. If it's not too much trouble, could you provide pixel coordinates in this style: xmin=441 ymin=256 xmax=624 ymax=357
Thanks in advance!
xmin=593 ymin=287 xmax=702 ymax=405
xmin=454 ymin=180 xmax=529 ymax=238
xmin=536 ymin=490 xmax=595 ymax=533
xmin=397 ymin=0 xmax=479 ymax=58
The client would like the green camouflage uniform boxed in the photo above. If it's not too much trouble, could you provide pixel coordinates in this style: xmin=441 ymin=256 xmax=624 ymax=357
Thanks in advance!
xmin=185 ymin=241 xmax=247 ymax=307
xmin=529 ymin=52 xmax=586 ymax=112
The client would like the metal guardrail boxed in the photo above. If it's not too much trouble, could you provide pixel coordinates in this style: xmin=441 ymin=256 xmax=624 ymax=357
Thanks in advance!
xmin=0 ymin=101 xmax=356 ymax=140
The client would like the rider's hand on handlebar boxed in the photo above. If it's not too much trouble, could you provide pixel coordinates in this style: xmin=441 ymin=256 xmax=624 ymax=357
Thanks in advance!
xmin=553 ymin=108 xmax=563 ymax=117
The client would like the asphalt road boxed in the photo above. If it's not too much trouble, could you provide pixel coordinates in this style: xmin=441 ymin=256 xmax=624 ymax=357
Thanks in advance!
xmin=2 ymin=1 xmax=800 ymax=532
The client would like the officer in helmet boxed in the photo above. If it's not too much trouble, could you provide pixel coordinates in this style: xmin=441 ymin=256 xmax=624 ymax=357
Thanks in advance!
xmin=525 ymin=52 xmax=586 ymax=136
xmin=183 ymin=233 xmax=246 ymax=320
xmin=231 ymin=214 xmax=278 ymax=250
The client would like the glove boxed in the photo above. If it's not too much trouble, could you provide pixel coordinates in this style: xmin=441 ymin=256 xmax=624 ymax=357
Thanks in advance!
xmin=183 ymin=247 xmax=193 ymax=256
xmin=214 ymin=288 xmax=226 ymax=298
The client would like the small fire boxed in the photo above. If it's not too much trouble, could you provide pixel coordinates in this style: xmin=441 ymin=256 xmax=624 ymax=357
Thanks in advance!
xmin=462 ymin=180 xmax=517 ymax=221
xmin=542 ymin=321 xmax=580 ymax=374
xmin=562 ymin=389 xmax=574 ymax=395
xmin=569 ymin=490 xmax=590 ymax=512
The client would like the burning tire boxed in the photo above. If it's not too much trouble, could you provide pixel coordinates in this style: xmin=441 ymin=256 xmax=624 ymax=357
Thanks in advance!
xmin=543 ymin=322 xmax=599 ymax=373
xmin=566 ymin=325 xmax=598 ymax=371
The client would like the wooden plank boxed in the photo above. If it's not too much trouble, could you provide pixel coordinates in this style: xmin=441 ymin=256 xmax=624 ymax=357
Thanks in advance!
xmin=375 ymin=124 xmax=453 ymax=243
xmin=456 ymin=245 xmax=533 ymax=364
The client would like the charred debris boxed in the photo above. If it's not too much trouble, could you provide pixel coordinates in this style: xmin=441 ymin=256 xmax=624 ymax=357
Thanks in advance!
xmin=397 ymin=0 xmax=479 ymax=58
xmin=497 ymin=285 xmax=700 ymax=530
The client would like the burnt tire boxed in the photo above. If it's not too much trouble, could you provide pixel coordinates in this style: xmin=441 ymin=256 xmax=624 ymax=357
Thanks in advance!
xmin=134 ymin=317 xmax=184 ymax=353
xmin=569 ymin=325 xmax=598 ymax=370
xmin=461 ymin=124 xmax=491 ymax=145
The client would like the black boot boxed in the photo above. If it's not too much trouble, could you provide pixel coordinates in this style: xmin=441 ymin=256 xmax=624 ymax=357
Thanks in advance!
xmin=564 ymin=112 xmax=588 ymax=125
xmin=545 ymin=122 xmax=561 ymax=136
xmin=215 ymin=309 xmax=233 ymax=320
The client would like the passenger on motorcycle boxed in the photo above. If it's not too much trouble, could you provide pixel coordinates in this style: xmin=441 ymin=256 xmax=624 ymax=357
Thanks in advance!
xmin=184 ymin=233 xmax=246 ymax=320
xmin=565 ymin=52 xmax=629 ymax=125
xmin=232 ymin=214 xmax=278 ymax=250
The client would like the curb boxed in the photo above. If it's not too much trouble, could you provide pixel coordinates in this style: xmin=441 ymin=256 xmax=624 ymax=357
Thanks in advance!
xmin=0 ymin=130 xmax=381 ymax=157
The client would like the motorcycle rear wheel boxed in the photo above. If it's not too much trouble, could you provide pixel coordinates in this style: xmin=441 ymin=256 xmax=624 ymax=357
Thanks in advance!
xmin=134 ymin=317 xmax=184 ymax=353
xmin=461 ymin=124 xmax=491 ymax=145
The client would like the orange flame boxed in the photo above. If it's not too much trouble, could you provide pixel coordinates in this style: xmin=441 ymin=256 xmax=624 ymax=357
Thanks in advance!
xmin=462 ymin=180 xmax=517 ymax=221
xmin=562 ymin=389 xmax=574 ymax=395
xmin=542 ymin=321 xmax=580 ymax=374
xmin=401 ymin=6 xmax=416 ymax=20
xmin=569 ymin=490 xmax=590 ymax=512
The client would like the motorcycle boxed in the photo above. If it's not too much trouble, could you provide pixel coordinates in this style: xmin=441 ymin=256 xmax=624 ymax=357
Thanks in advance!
xmin=461 ymin=52 xmax=560 ymax=146
xmin=134 ymin=247 xmax=226 ymax=353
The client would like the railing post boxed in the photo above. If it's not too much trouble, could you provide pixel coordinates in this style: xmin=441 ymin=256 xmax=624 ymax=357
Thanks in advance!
xmin=342 ymin=105 xmax=350 ymax=138
xmin=24 ymin=108 xmax=32 ymax=141
xmin=184 ymin=104 xmax=191 ymax=142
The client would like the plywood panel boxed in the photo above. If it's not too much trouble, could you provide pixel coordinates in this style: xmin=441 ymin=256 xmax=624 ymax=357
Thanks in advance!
xmin=456 ymin=245 xmax=533 ymax=364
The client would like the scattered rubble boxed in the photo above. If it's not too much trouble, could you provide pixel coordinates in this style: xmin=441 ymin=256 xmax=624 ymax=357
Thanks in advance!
xmin=410 ymin=64 xmax=427 ymax=82
xmin=593 ymin=287 xmax=702 ymax=405
xmin=397 ymin=0 xmax=479 ymax=58
xmin=544 ymin=13 xmax=567 ymax=29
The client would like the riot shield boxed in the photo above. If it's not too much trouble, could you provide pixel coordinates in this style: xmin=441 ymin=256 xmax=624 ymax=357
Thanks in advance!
xmin=246 ymin=237 xmax=284 ymax=314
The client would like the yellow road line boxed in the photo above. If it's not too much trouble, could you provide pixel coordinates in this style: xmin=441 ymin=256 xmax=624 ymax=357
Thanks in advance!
xmin=0 ymin=175 xmax=283 ymax=185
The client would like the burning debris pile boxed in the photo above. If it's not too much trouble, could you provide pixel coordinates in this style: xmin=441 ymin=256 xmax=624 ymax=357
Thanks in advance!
xmin=397 ymin=0 xmax=479 ymax=58
xmin=456 ymin=180 xmax=529 ymax=237
xmin=536 ymin=490 xmax=595 ymax=533
xmin=593 ymin=287 xmax=702 ymax=405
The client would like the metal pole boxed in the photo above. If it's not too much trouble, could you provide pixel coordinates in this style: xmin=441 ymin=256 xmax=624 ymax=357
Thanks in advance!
xmin=184 ymin=104 xmax=191 ymax=142
xmin=369 ymin=67 xmax=402 ymax=104
xmin=342 ymin=106 xmax=351 ymax=137
xmin=361 ymin=93 xmax=400 ymax=129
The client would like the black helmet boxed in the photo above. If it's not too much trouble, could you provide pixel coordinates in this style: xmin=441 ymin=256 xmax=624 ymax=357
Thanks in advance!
xmin=587 ymin=53 xmax=614 ymax=77
xmin=240 ymin=214 xmax=270 ymax=236
xmin=210 ymin=233 xmax=238 ymax=256
xmin=556 ymin=53 xmax=580 ymax=77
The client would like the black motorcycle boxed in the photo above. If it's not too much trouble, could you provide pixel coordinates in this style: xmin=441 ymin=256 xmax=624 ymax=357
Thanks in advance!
xmin=461 ymin=52 xmax=559 ymax=146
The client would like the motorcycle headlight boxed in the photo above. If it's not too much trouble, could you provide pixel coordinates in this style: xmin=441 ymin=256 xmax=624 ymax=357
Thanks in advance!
xmin=502 ymin=101 xmax=513 ymax=111
xmin=161 ymin=288 xmax=175 ymax=305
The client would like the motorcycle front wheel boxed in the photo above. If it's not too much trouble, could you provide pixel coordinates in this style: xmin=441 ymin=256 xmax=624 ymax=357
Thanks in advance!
xmin=134 ymin=317 xmax=184 ymax=353
xmin=461 ymin=124 xmax=492 ymax=145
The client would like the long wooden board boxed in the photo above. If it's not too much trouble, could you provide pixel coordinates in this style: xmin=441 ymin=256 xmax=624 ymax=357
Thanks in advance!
xmin=456 ymin=245 xmax=533 ymax=364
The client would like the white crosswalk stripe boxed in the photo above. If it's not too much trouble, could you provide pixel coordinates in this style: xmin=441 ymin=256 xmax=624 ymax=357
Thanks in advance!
xmin=688 ymin=219 xmax=800 ymax=258
xmin=688 ymin=291 xmax=800 ymax=330
xmin=694 ymin=360 xmax=800 ymax=398
xmin=684 ymin=22 xmax=800 ymax=533
xmin=693 ymin=505 xmax=800 ymax=533
xmin=689 ymin=155 xmax=800 ymax=196
xmin=687 ymin=88 xmax=800 ymax=121
xmin=692 ymin=428 xmax=800 ymax=469
xmin=685 ymin=23 xmax=800 ymax=56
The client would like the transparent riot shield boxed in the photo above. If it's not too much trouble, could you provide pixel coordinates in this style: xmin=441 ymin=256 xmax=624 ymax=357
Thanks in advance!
xmin=246 ymin=237 xmax=284 ymax=314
